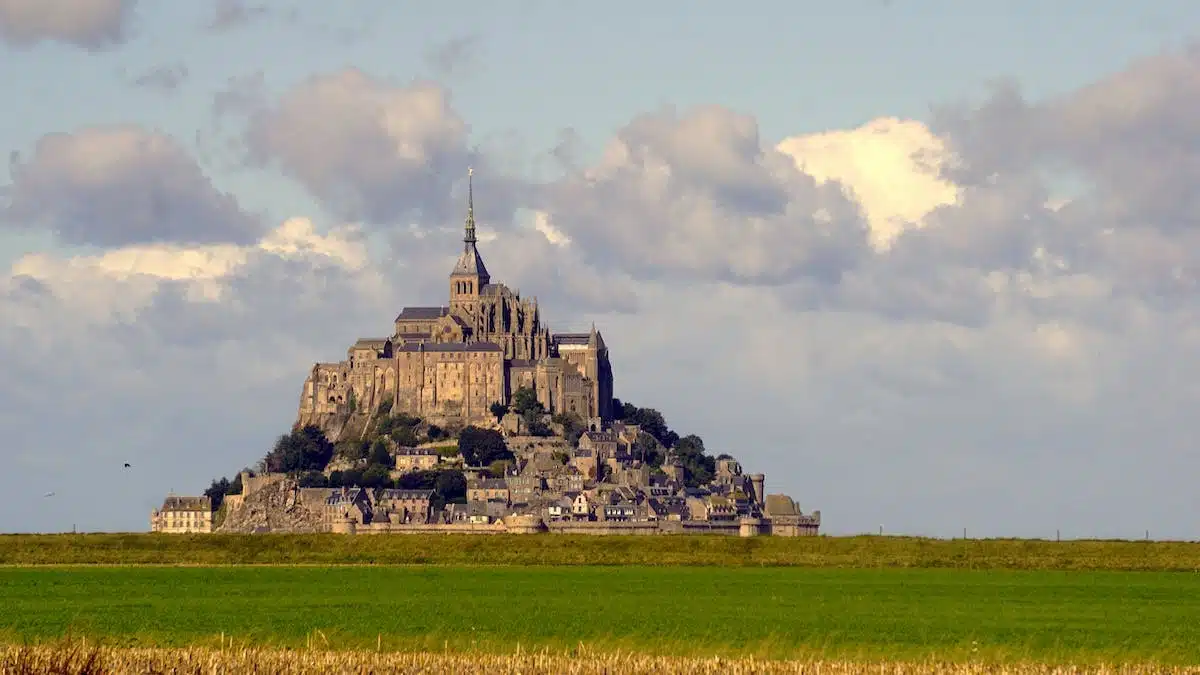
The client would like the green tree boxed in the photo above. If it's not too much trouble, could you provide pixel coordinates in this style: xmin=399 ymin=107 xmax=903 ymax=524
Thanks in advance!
xmin=458 ymin=426 xmax=511 ymax=466
xmin=204 ymin=477 xmax=231 ymax=510
xmin=674 ymin=434 xmax=715 ymax=487
xmin=361 ymin=465 xmax=391 ymax=489
xmin=263 ymin=425 xmax=335 ymax=474
xmin=633 ymin=432 xmax=663 ymax=467
xmin=618 ymin=402 xmax=678 ymax=448
xmin=297 ymin=471 xmax=328 ymax=488
xmin=389 ymin=425 xmax=418 ymax=447
xmin=327 ymin=470 xmax=344 ymax=487
xmin=226 ymin=473 xmax=243 ymax=496
xmin=369 ymin=439 xmax=393 ymax=468
xmin=434 ymin=470 xmax=467 ymax=504
xmin=426 ymin=424 xmax=445 ymax=441
xmin=490 ymin=401 xmax=508 ymax=421
xmin=347 ymin=388 xmax=357 ymax=413
xmin=552 ymin=412 xmax=586 ymax=446
xmin=337 ymin=438 xmax=369 ymax=462
xmin=512 ymin=386 xmax=542 ymax=415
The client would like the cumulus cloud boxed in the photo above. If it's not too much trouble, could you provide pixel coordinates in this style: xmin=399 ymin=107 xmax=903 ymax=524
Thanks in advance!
xmin=2 ymin=126 xmax=262 ymax=247
xmin=540 ymin=106 xmax=872 ymax=285
xmin=776 ymin=117 xmax=960 ymax=250
xmin=244 ymin=69 xmax=506 ymax=227
xmin=0 ymin=0 xmax=135 ymax=49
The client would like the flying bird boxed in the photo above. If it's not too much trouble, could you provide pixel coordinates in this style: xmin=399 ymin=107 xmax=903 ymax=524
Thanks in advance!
xmin=43 ymin=491 xmax=54 ymax=497
xmin=124 ymin=463 xmax=131 ymax=468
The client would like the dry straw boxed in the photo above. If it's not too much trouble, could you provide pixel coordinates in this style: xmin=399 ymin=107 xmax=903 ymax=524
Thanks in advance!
xmin=2 ymin=644 xmax=1198 ymax=675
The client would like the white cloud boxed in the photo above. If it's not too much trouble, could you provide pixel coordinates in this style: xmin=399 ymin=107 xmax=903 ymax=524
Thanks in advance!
xmin=776 ymin=118 xmax=961 ymax=250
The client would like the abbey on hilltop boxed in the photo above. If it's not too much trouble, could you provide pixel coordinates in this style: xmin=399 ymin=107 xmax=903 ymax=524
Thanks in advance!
xmin=297 ymin=170 xmax=615 ymax=428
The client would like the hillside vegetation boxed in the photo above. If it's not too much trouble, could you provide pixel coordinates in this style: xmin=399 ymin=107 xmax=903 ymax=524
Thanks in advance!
xmin=2 ymin=534 xmax=1199 ymax=570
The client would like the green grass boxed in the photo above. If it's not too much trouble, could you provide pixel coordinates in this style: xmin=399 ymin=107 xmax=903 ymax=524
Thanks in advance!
xmin=2 ymin=533 xmax=1200 ymax=570
xmin=2 ymin=566 xmax=1199 ymax=664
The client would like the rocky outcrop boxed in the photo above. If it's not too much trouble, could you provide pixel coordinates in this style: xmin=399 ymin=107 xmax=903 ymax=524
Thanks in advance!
xmin=216 ymin=478 xmax=327 ymax=533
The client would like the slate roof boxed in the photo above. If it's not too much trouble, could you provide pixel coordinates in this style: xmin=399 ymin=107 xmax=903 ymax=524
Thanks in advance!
xmin=451 ymin=243 xmax=490 ymax=279
xmin=378 ymin=489 xmax=435 ymax=501
xmin=554 ymin=333 xmax=591 ymax=346
xmin=396 ymin=342 xmax=502 ymax=353
xmin=160 ymin=496 xmax=211 ymax=512
xmin=394 ymin=306 xmax=449 ymax=322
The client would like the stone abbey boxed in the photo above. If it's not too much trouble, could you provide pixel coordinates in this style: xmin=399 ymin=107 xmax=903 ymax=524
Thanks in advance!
xmin=297 ymin=171 xmax=615 ymax=428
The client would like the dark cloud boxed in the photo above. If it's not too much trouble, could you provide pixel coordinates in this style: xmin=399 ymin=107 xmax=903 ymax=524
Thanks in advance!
xmin=2 ymin=126 xmax=262 ymax=247
xmin=0 ymin=0 xmax=136 ymax=50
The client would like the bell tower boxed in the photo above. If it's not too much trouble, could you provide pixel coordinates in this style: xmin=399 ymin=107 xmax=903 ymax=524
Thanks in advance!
xmin=450 ymin=167 xmax=490 ymax=322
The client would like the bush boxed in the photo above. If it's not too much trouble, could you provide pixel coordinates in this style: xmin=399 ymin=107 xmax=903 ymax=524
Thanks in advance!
xmin=297 ymin=471 xmax=328 ymax=488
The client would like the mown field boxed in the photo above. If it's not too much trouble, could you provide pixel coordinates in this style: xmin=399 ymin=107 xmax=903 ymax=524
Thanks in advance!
xmin=3 ymin=533 xmax=1200 ymax=569
xmin=7 ymin=644 xmax=1200 ymax=675
xmin=2 ymin=565 xmax=1199 ymax=665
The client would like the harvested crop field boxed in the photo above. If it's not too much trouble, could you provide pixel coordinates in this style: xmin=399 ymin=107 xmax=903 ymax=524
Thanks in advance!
xmin=2 ymin=566 xmax=1199 ymax=665
xmin=2 ymin=644 xmax=1200 ymax=675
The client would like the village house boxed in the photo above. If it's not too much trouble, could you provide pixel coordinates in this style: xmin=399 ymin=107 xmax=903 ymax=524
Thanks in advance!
xmin=392 ymin=447 xmax=439 ymax=474
xmin=467 ymin=478 xmax=510 ymax=504
xmin=375 ymin=489 xmax=434 ymax=523
xmin=150 ymin=495 xmax=213 ymax=533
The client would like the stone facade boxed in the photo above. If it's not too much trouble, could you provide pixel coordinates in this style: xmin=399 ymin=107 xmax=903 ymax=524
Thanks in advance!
xmin=296 ymin=171 xmax=614 ymax=428
xmin=150 ymin=495 xmax=213 ymax=533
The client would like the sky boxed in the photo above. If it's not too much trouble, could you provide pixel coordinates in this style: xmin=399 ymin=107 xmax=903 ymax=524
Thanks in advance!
xmin=2 ymin=0 xmax=1200 ymax=538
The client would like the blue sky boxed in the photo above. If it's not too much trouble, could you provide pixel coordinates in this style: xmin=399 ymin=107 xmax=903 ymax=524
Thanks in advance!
xmin=3 ymin=0 xmax=1200 ymax=537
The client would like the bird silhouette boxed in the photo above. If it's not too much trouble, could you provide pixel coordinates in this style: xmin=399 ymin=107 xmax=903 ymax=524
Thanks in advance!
xmin=43 ymin=491 xmax=54 ymax=497
xmin=124 ymin=463 xmax=131 ymax=468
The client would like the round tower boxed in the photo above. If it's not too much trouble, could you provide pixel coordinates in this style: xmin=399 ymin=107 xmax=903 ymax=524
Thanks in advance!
xmin=750 ymin=474 xmax=766 ymax=508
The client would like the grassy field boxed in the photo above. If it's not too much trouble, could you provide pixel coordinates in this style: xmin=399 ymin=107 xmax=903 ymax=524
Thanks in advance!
xmin=2 ymin=566 xmax=1199 ymax=664
xmin=2 ymin=533 xmax=1200 ymax=570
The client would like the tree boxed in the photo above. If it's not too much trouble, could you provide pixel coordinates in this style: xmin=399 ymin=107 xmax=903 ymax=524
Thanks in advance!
xmin=525 ymin=414 xmax=552 ymax=437
xmin=512 ymin=386 xmax=542 ymax=415
xmin=458 ymin=426 xmax=511 ymax=466
xmin=263 ymin=425 xmax=335 ymax=474
xmin=347 ymin=388 xmax=357 ymax=414
xmin=716 ymin=453 xmax=734 ymax=461
xmin=426 ymin=424 xmax=445 ymax=441
xmin=674 ymin=434 xmax=715 ymax=488
xmin=490 ymin=402 xmax=508 ymax=421
xmin=434 ymin=470 xmax=467 ymax=504
xmin=552 ymin=412 xmax=586 ymax=446
xmin=377 ymin=398 xmax=393 ymax=416
xmin=389 ymin=425 xmax=418 ymax=447
xmin=204 ymin=477 xmax=231 ymax=510
xmin=633 ymin=432 xmax=663 ymax=467
xmin=361 ymin=465 xmax=391 ymax=489
xmin=226 ymin=473 xmax=243 ymax=496
xmin=369 ymin=439 xmax=393 ymax=468
xmin=618 ymin=402 xmax=678 ymax=448
xmin=297 ymin=471 xmax=328 ymax=488
xmin=337 ymin=438 xmax=369 ymax=462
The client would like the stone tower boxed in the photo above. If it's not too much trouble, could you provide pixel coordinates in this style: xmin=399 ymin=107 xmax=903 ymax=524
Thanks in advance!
xmin=449 ymin=168 xmax=489 ymax=322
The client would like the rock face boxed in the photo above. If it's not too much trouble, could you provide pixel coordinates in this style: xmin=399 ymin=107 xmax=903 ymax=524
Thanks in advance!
xmin=216 ymin=479 xmax=326 ymax=534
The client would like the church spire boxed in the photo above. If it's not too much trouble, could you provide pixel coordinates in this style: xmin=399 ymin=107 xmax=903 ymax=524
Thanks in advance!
xmin=464 ymin=167 xmax=477 ymax=248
